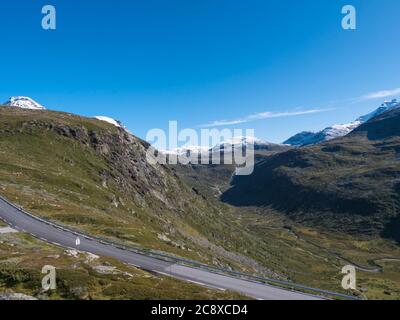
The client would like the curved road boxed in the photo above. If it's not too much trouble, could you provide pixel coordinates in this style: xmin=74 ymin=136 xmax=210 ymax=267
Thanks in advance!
xmin=0 ymin=197 xmax=321 ymax=300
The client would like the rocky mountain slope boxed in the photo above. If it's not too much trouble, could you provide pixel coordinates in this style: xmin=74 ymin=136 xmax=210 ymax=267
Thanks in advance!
xmin=0 ymin=106 xmax=274 ymax=274
xmin=222 ymin=106 xmax=400 ymax=241
xmin=2 ymin=102 xmax=400 ymax=298
xmin=174 ymin=142 xmax=291 ymax=199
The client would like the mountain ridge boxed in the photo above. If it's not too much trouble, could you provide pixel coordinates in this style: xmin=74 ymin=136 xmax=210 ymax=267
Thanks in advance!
xmin=0 ymin=105 xmax=276 ymax=275
xmin=222 ymin=106 xmax=400 ymax=241
xmin=284 ymin=99 xmax=399 ymax=146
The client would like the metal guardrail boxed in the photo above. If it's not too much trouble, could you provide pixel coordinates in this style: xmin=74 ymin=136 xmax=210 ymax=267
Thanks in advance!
xmin=0 ymin=195 xmax=361 ymax=300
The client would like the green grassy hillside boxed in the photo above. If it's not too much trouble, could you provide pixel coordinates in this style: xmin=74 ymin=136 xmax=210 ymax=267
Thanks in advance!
xmin=1 ymin=106 xmax=400 ymax=299
xmin=0 ymin=106 xmax=277 ymax=275
xmin=222 ymin=107 xmax=400 ymax=241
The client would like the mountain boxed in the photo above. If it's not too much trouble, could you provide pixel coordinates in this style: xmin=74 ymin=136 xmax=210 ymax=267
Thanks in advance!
xmin=162 ymin=145 xmax=210 ymax=156
xmin=282 ymin=131 xmax=318 ymax=146
xmin=2 ymin=99 xmax=399 ymax=298
xmin=284 ymin=122 xmax=361 ymax=146
xmin=357 ymin=98 xmax=400 ymax=122
xmin=0 ymin=105 xmax=274 ymax=274
xmin=284 ymin=99 xmax=399 ymax=146
xmin=173 ymin=137 xmax=292 ymax=201
xmin=222 ymin=106 xmax=400 ymax=241
xmin=353 ymin=102 xmax=400 ymax=139
xmin=211 ymin=136 xmax=279 ymax=152
xmin=161 ymin=136 xmax=288 ymax=166
xmin=3 ymin=96 xmax=46 ymax=110
xmin=163 ymin=136 xmax=286 ymax=156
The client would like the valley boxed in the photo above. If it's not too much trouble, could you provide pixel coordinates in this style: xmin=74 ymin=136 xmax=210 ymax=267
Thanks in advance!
xmin=174 ymin=105 xmax=400 ymax=299
xmin=0 ymin=99 xmax=399 ymax=300
xmin=2 ymin=0 xmax=400 ymax=305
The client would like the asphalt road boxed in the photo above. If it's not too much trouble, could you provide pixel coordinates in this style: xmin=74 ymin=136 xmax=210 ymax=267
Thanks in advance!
xmin=0 ymin=197 xmax=322 ymax=300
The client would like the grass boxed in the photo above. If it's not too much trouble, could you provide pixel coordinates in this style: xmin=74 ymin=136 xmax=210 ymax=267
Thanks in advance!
xmin=0 ymin=107 xmax=276 ymax=276
xmin=0 ymin=107 xmax=399 ymax=300
xmin=222 ymin=133 xmax=400 ymax=239
xmin=0 ymin=231 xmax=247 ymax=300
xmin=233 ymin=207 xmax=400 ymax=300
xmin=171 ymin=142 xmax=400 ymax=300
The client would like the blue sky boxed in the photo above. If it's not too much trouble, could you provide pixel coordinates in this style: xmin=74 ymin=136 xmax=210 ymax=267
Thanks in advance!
xmin=0 ymin=0 xmax=399 ymax=144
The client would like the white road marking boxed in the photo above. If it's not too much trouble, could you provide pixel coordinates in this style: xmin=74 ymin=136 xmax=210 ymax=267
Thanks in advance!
xmin=0 ymin=226 xmax=18 ymax=234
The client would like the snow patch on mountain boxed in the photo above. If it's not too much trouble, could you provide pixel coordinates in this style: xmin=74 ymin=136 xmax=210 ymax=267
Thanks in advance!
xmin=356 ymin=99 xmax=400 ymax=123
xmin=318 ymin=121 xmax=361 ymax=140
xmin=211 ymin=136 xmax=273 ymax=152
xmin=284 ymin=99 xmax=399 ymax=146
xmin=3 ymin=96 xmax=46 ymax=110
xmin=161 ymin=136 xmax=278 ymax=155
xmin=94 ymin=116 xmax=122 ymax=128
xmin=162 ymin=145 xmax=210 ymax=156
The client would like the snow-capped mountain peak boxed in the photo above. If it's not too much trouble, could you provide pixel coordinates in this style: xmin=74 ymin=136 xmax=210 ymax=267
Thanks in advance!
xmin=212 ymin=136 xmax=272 ymax=152
xmin=3 ymin=96 xmax=46 ymax=110
xmin=356 ymin=99 xmax=399 ymax=123
xmin=284 ymin=99 xmax=399 ymax=146
xmin=161 ymin=136 xmax=274 ymax=155
xmin=224 ymin=136 xmax=268 ymax=145
xmin=162 ymin=145 xmax=210 ymax=156
xmin=319 ymin=121 xmax=361 ymax=140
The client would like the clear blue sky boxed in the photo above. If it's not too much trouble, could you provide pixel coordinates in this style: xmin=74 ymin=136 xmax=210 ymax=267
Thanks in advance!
xmin=1 ymin=0 xmax=399 ymax=144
